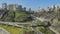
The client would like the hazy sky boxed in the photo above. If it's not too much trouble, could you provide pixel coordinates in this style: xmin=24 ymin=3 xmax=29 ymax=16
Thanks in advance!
xmin=0 ymin=0 xmax=60 ymax=11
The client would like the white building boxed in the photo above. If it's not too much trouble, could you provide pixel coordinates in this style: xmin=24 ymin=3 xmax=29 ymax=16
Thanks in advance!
xmin=7 ymin=4 xmax=18 ymax=11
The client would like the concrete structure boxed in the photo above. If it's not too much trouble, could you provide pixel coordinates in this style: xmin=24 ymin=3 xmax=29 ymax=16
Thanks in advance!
xmin=23 ymin=7 xmax=26 ymax=11
xmin=38 ymin=7 xmax=43 ymax=12
xmin=2 ymin=3 xmax=7 ymax=10
xmin=7 ymin=4 xmax=18 ymax=11
xmin=7 ymin=4 xmax=26 ymax=11
xmin=51 ymin=5 xmax=60 ymax=13
xmin=17 ymin=5 xmax=23 ymax=11
xmin=28 ymin=8 xmax=32 ymax=13
xmin=1 ymin=3 xmax=27 ymax=11
xmin=38 ymin=7 xmax=45 ymax=13
xmin=29 ymin=8 xmax=31 ymax=11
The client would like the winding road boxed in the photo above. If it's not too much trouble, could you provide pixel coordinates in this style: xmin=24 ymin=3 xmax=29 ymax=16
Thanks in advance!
xmin=31 ymin=15 xmax=60 ymax=34
xmin=0 ymin=14 xmax=59 ymax=34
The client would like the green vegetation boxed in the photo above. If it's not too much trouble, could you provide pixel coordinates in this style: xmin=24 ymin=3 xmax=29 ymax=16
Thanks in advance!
xmin=0 ymin=22 xmax=52 ymax=34
xmin=37 ymin=27 xmax=52 ymax=34
xmin=15 ymin=11 xmax=31 ymax=22
xmin=0 ymin=24 xmax=23 ymax=34
xmin=0 ymin=10 xmax=53 ymax=34
xmin=0 ymin=24 xmax=36 ymax=34
xmin=0 ymin=10 xmax=31 ymax=22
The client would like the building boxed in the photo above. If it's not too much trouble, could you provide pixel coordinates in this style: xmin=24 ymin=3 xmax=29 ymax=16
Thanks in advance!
xmin=7 ymin=4 xmax=18 ymax=11
xmin=38 ymin=7 xmax=45 ymax=12
xmin=28 ymin=8 xmax=32 ymax=13
xmin=23 ymin=7 xmax=26 ymax=11
xmin=1 ymin=3 xmax=28 ymax=12
xmin=51 ymin=5 xmax=60 ymax=13
xmin=2 ymin=3 xmax=7 ymax=10
xmin=17 ymin=5 xmax=23 ymax=11
xmin=29 ymin=8 xmax=31 ymax=12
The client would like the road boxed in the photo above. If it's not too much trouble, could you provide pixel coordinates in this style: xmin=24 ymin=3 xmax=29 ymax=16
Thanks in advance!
xmin=0 ymin=28 xmax=10 ymax=34
xmin=31 ymin=15 xmax=60 ymax=34
xmin=31 ymin=27 xmax=44 ymax=34
xmin=0 ymin=22 xmax=29 ymax=30
xmin=49 ymin=27 xmax=59 ymax=34
xmin=0 ymin=15 xmax=59 ymax=34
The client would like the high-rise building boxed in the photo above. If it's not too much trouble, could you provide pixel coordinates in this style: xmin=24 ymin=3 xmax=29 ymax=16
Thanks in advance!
xmin=7 ymin=4 xmax=18 ymax=11
xmin=29 ymin=8 xmax=31 ymax=11
xmin=2 ymin=3 xmax=7 ymax=10
xmin=17 ymin=5 xmax=22 ymax=11
xmin=23 ymin=7 xmax=26 ymax=11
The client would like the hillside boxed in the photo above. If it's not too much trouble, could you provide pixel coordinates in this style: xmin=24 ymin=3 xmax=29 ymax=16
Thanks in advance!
xmin=0 ymin=10 xmax=32 ymax=22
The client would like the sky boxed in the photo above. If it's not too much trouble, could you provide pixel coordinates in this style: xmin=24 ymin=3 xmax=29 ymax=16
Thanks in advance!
xmin=0 ymin=0 xmax=60 ymax=11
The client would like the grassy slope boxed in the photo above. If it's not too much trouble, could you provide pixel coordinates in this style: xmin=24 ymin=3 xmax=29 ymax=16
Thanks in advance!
xmin=0 ymin=10 xmax=31 ymax=22
xmin=0 ymin=11 xmax=52 ymax=34
xmin=0 ymin=24 xmax=23 ymax=34
xmin=15 ymin=11 xmax=30 ymax=21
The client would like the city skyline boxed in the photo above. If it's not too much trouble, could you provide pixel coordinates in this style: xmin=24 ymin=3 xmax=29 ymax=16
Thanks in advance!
xmin=0 ymin=0 xmax=60 ymax=11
